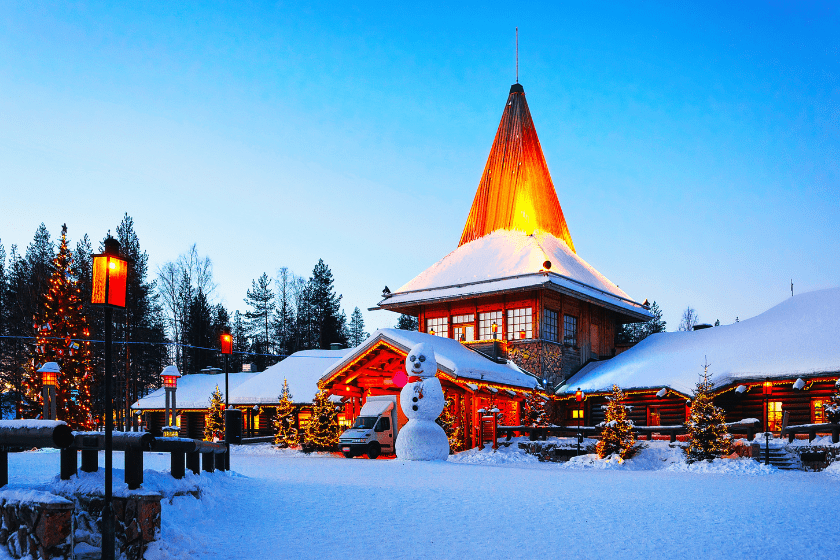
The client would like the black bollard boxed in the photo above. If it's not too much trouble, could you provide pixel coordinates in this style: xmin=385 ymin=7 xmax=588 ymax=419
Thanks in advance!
xmin=124 ymin=447 xmax=144 ymax=490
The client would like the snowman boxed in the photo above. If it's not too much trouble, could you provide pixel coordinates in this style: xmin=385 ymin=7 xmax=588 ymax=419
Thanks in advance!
xmin=395 ymin=342 xmax=450 ymax=461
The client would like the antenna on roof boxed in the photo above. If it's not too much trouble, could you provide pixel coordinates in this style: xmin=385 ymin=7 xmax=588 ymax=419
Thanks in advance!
xmin=516 ymin=27 xmax=519 ymax=83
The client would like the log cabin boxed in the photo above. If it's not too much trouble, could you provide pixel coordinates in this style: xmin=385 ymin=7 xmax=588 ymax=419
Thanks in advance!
xmin=556 ymin=288 xmax=840 ymax=434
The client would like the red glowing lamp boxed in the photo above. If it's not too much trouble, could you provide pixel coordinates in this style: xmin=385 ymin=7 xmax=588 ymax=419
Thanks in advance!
xmin=519 ymin=329 xmax=526 ymax=339
xmin=221 ymin=328 xmax=233 ymax=355
xmin=91 ymin=237 xmax=129 ymax=308
xmin=762 ymin=380 xmax=773 ymax=395
xmin=575 ymin=388 xmax=584 ymax=402
xmin=38 ymin=362 xmax=60 ymax=387
xmin=161 ymin=365 xmax=181 ymax=389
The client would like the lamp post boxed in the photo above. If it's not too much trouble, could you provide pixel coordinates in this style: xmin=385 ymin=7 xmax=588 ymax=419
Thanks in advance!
xmin=220 ymin=327 xmax=232 ymax=469
xmin=37 ymin=362 xmax=60 ymax=421
xmin=763 ymin=379 xmax=773 ymax=432
xmin=91 ymin=236 xmax=129 ymax=560
xmin=575 ymin=388 xmax=584 ymax=456
xmin=161 ymin=365 xmax=181 ymax=436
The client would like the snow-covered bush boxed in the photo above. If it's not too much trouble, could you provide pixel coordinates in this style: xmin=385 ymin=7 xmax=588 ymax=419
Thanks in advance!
xmin=825 ymin=379 xmax=840 ymax=424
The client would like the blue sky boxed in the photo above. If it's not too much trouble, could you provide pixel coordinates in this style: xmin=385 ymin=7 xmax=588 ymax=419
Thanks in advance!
xmin=1 ymin=1 xmax=837 ymax=333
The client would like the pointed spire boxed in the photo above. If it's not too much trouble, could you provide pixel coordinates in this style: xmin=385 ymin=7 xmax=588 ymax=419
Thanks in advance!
xmin=459 ymin=84 xmax=575 ymax=252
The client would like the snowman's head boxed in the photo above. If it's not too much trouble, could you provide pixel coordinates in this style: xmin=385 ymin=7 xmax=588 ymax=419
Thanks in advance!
xmin=406 ymin=342 xmax=437 ymax=378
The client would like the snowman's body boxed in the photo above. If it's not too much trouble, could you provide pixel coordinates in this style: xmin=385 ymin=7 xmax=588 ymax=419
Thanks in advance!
xmin=395 ymin=343 xmax=450 ymax=461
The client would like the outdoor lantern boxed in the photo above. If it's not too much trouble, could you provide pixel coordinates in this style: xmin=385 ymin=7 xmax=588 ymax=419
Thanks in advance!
xmin=38 ymin=361 xmax=60 ymax=387
xmin=519 ymin=329 xmax=526 ymax=339
xmin=575 ymin=388 xmax=584 ymax=402
xmin=492 ymin=322 xmax=498 ymax=338
xmin=429 ymin=328 xmax=435 ymax=336
xmin=220 ymin=328 xmax=233 ymax=355
xmin=161 ymin=364 xmax=181 ymax=389
xmin=762 ymin=379 xmax=773 ymax=395
xmin=91 ymin=237 xmax=129 ymax=309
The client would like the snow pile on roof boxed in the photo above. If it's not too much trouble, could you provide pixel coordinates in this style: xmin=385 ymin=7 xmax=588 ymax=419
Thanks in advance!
xmin=132 ymin=372 xmax=258 ymax=410
xmin=561 ymin=288 xmax=840 ymax=395
xmin=231 ymin=349 xmax=352 ymax=405
xmin=322 ymin=329 xmax=537 ymax=390
xmin=381 ymin=230 xmax=649 ymax=318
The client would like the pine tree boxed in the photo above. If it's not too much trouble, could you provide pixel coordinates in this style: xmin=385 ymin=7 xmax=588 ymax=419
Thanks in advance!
xmin=686 ymin=364 xmax=731 ymax=462
xmin=204 ymin=385 xmax=225 ymax=441
xmin=395 ymin=314 xmax=418 ymax=330
xmin=823 ymin=379 xmax=840 ymax=424
xmin=22 ymin=225 xmax=95 ymax=429
xmin=436 ymin=395 xmax=462 ymax=453
xmin=521 ymin=389 xmax=547 ymax=426
xmin=596 ymin=385 xmax=636 ymax=460
xmin=348 ymin=307 xmax=369 ymax=347
xmin=273 ymin=379 xmax=298 ymax=447
xmin=273 ymin=267 xmax=296 ymax=356
xmin=617 ymin=301 xmax=666 ymax=344
xmin=308 ymin=260 xmax=347 ymax=350
xmin=244 ymin=273 xmax=275 ymax=370
xmin=302 ymin=389 xmax=340 ymax=452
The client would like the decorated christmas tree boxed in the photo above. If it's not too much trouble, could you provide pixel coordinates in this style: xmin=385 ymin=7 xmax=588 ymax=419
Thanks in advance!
xmin=596 ymin=384 xmax=636 ymax=460
xmin=436 ymin=394 xmax=463 ymax=453
xmin=274 ymin=379 xmax=299 ymax=447
xmin=302 ymin=389 xmax=340 ymax=451
xmin=204 ymin=385 xmax=225 ymax=441
xmin=521 ymin=389 xmax=547 ymax=426
xmin=686 ymin=364 xmax=731 ymax=462
xmin=823 ymin=379 xmax=840 ymax=424
xmin=22 ymin=225 xmax=95 ymax=429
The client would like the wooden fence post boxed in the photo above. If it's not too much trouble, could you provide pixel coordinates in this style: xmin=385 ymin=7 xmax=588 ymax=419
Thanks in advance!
xmin=202 ymin=452 xmax=215 ymax=472
xmin=60 ymin=448 xmax=77 ymax=480
xmin=186 ymin=451 xmax=200 ymax=474
xmin=124 ymin=446 xmax=144 ymax=490
xmin=171 ymin=451 xmax=185 ymax=479
xmin=81 ymin=449 xmax=98 ymax=472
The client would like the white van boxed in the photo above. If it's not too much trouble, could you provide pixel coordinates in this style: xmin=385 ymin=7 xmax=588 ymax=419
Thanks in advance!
xmin=338 ymin=395 xmax=401 ymax=459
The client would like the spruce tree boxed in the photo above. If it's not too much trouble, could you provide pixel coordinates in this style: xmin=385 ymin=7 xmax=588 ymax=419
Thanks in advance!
xmin=244 ymin=273 xmax=275 ymax=369
xmin=521 ymin=389 xmax=547 ymax=426
xmin=348 ymin=307 xmax=369 ymax=347
xmin=204 ymin=385 xmax=225 ymax=441
xmin=302 ymin=389 xmax=340 ymax=451
xmin=823 ymin=379 xmax=840 ymax=424
xmin=308 ymin=259 xmax=347 ymax=349
xmin=395 ymin=314 xmax=418 ymax=330
xmin=273 ymin=380 xmax=298 ymax=447
xmin=23 ymin=225 xmax=95 ymax=429
xmin=596 ymin=385 xmax=636 ymax=460
xmin=686 ymin=364 xmax=731 ymax=462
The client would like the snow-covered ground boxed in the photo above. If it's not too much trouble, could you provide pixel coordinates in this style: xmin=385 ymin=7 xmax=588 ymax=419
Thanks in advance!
xmin=5 ymin=442 xmax=840 ymax=560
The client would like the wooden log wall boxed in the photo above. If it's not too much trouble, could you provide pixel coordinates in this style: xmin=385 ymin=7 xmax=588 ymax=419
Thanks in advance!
xmin=558 ymin=392 xmax=688 ymax=428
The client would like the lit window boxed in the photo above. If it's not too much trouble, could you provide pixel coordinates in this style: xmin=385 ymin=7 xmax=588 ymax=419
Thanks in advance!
xmin=571 ymin=409 xmax=583 ymax=419
xmin=426 ymin=317 xmax=449 ymax=338
xmin=648 ymin=406 xmax=661 ymax=426
xmin=564 ymin=315 xmax=578 ymax=345
xmin=478 ymin=311 xmax=503 ymax=340
xmin=767 ymin=401 xmax=783 ymax=431
xmin=506 ymin=308 xmax=532 ymax=340
xmin=543 ymin=309 xmax=558 ymax=342
xmin=452 ymin=314 xmax=475 ymax=342
xmin=813 ymin=399 xmax=826 ymax=424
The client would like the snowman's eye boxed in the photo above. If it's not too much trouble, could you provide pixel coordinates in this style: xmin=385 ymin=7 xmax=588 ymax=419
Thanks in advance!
xmin=419 ymin=355 xmax=426 ymax=362
xmin=409 ymin=355 xmax=415 ymax=362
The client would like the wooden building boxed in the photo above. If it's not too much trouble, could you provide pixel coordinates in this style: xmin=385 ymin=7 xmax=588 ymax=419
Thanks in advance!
xmin=556 ymin=288 xmax=840 ymax=433
xmin=377 ymin=82 xmax=652 ymax=386
xmin=318 ymin=329 xmax=537 ymax=450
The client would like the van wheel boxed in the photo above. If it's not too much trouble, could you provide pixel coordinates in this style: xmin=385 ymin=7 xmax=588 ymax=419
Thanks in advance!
xmin=342 ymin=451 xmax=354 ymax=459
xmin=367 ymin=442 xmax=381 ymax=459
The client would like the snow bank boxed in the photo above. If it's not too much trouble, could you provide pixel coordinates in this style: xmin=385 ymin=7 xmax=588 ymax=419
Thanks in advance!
xmin=448 ymin=444 xmax=540 ymax=465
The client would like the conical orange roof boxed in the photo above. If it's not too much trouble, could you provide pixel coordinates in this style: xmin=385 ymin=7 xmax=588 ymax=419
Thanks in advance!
xmin=459 ymin=83 xmax=575 ymax=252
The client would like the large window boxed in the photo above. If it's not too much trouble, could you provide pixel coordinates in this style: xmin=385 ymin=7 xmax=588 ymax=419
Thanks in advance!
xmin=478 ymin=311 xmax=503 ymax=340
xmin=452 ymin=314 xmax=475 ymax=342
xmin=543 ymin=309 xmax=558 ymax=342
xmin=426 ymin=317 xmax=448 ymax=338
xmin=507 ymin=308 xmax=532 ymax=340
xmin=767 ymin=401 xmax=783 ymax=431
xmin=563 ymin=315 xmax=578 ymax=345
xmin=813 ymin=399 xmax=826 ymax=424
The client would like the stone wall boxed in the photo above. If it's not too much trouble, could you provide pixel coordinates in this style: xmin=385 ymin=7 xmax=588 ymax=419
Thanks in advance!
xmin=0 ymin=490 xmax=73 ymax=559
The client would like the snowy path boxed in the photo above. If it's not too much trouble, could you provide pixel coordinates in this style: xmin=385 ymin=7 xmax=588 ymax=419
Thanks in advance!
xmin=8 ymin=447 xmax=840 ymax=559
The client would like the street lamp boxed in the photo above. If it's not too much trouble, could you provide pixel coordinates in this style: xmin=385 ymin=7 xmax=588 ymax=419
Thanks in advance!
xmin=220 ymin=327 xmax=233 ymax=469
xmin=37 ymin=362 xmax=60 ymax=421
xmin=91 ymin=236 xmax=129 ymax=560
xmin=161 ymin=365 xmax=181 ymax=436
xmin=491 ymin=322 xmax=498 ymax=340
xmin=575 ymin=388 xmax=584 ymax=456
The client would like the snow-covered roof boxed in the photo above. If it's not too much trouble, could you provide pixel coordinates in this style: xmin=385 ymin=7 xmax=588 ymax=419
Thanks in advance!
xmin=132 ymin=372 xmax=258 ymax=410
xmin=379 ymin=230 xmax=650 ymax=320
xmin=230 ymin=349 xmax=352 ymax=405
xmin=320 ymin=329 xmax=538 ymax=390
xmin=559 ymin=288 xmax=840 ymax=396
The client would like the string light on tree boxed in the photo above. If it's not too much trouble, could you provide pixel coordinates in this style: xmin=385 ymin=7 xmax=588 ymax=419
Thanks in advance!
xmin=273 ymin=379 xmax=299 ymax=448
xmin=596 ymin=384 xmax=636 ymax=461
xmin=686 ymin=361 xmax=732 ymax=462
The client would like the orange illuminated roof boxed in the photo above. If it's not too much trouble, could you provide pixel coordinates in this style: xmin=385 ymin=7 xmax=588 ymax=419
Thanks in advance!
xmin=459 ymin=83 xmax=574 ymax=252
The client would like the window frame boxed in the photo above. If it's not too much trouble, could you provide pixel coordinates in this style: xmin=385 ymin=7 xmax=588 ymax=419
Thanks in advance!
xmin=506 ymin=307 xmax=533 ymax=340
xmin=563 ymin=315 xmax=578 ymax=346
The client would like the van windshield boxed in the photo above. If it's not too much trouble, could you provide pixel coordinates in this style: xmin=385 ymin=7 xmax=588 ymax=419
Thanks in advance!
xmin=352 ymin=416 xmax=377 ymax=429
